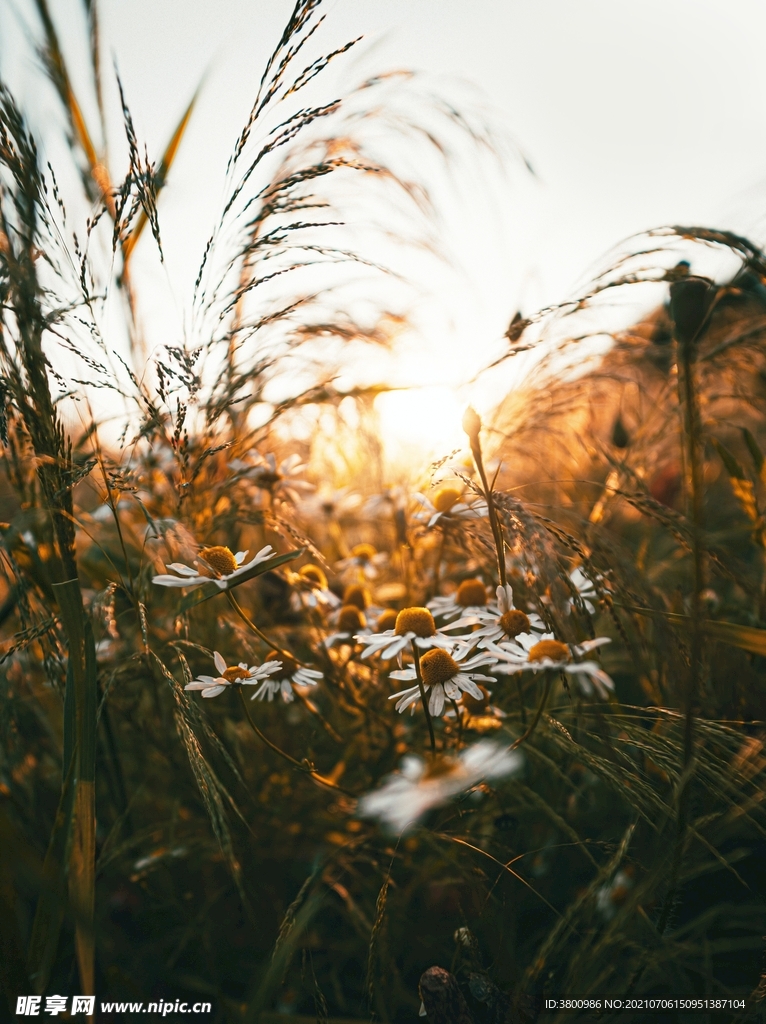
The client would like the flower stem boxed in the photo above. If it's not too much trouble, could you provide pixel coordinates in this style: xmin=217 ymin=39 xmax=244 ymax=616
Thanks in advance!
xmin=515 ymin=673 xmax=527 ymax=726
xmin=468 ymin=429 xmax=506 ymax=587
xmin=511 ymin=672 xmax=551 ymax=749
xmin=237 ymin=688 xmax=351 ymax=795
xmin=226 ymin=591 xmax=295 ymax=662
xmin=411 ymin=641 xmax=436 ymax=755
xmin=450 ymin=698 xmax=464 ymax=751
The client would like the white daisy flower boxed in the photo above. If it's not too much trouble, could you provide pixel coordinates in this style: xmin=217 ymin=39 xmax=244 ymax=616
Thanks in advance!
xmin=356 ymin=606 xmax=455 ymax=661
xmin=288 ymin=564 xmax=341 ymax=612
xmin=250 ymin=652 xmax=323 ymax=703
xmin=325 ymin=604 xmax=372 ymax=648
xmin=595 ymin=868 xmax=634 ymax=921
xmin=488 ymin=632 xmax=614 ymax=699
xmin=358 ymin=740 xmax=523 ymax=835
xmin=428 ymin=577 xmax=493 ymax=623
xmin=230 ymin=451 xmax=314 ymax=503
xmin=414 ymin=485 xmax=488 ymax=528
xmin=299 ymin=486 xmax=362 ymax=521
xmin=568 ymin=567 xmax=600 ymax=614
xmin=336 ymin=543 xmax=388 ymax=582
xmin=184 ymin=651 xmax=282 ymax=699
xmin=152 ymin=544 xmax=275 ymax=590
xmin=445 ymin=583 xmax=546 ymax=648
xmin=362 ymin=485 xmax=409 ymax=519
xmin=388 ymin=646 xmax=498 ymax=717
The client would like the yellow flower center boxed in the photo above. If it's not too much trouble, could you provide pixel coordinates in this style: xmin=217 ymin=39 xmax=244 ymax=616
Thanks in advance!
xmin=351 ymin=543 xmax=376 ymax=563
xmin=528 ymin=639 xmax=570 ymax=663
xmin=499 ymin=609 xmax=530 ymax=638
xmin=343 ymin=584 xmax=369 ymax=610
xmin=222 ymin=665 xmax=250 ymax=683
xmin=255 ymin=470 xmax=282 ymax=488
xmin=338 ymin=605 xmax=366 ymax=632
xmin=456 ymin=578 xmax=487 ymax=607
xmin=423 ymin=754 xmax=459 ymax=780
xmin=419 ymin=647 xmax=460 ymax=688
xmin=395 ymin=607 xmax=436 ymax=638
xmin=300 ymin=564 xmax=328 ymax=588
xmin=462 ymin=684 xmax=490 ymax=713
xmin=432 ymin=486 xmax=462 ymax=513
xmin=266 ymin=650 xmax=298 ymax=678
xmin=377 ymin=609 xmax=398 ymax=632
xmin=198 ymin=545 xmax=238 ymax=577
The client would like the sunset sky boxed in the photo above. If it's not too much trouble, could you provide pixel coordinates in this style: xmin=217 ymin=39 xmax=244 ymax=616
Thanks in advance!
xmin=2 ymin=0 xmax=766 ymax=459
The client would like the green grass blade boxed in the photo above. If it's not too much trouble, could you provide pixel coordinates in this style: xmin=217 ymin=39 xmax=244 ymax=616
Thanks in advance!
xmin=26 ymin=749 xmax=77 ymax=995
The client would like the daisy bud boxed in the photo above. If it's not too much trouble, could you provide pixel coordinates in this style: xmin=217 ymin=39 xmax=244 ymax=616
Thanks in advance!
xmin=462 ymin=406 xmax=482 ymax=446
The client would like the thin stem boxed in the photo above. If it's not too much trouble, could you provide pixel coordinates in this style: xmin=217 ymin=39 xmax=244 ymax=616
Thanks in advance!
xmin=226 ymin=591 xmax=295 ymax=662
xmin=678 ymin=336 xmax=704 ymax=770
xmin=237 ymin=688 xmax=351 ymax=795
xmin=515 ymin=673 xmax=527 ymax=726
xmin=411 ymin=641 xmax=436 ymax=755
xmin=511 ymin=673 xmax=551 ymax=750
xmin=450 ymin=697 xmax=464 ymax=751
xmin=470 ymin=440 xmax=506 ymax=587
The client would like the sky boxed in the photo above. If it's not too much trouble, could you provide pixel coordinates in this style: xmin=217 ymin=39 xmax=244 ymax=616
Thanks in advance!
xmin=3 ymin=0 xmax=766 ymax=463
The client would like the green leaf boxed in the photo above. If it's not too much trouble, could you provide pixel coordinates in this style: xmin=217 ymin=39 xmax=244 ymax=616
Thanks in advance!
xmin=178 ymin=548 xmax=304 ymax=612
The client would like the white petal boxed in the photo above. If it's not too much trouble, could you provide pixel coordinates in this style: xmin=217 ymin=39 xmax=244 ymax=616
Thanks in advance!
xmin=444 ymin=680 xmax=461 ymax=700
xmin=457 ymin=676 xmax=484 ymax=700
xmin=167 ymin=563 xmax=199 ymax=576
xmin=234 ymin=550 xmax=248 ymax=565
xmin=152 ymin=574 xmax=204 ymax=588
xmin=380 ymin=636 xmax=409 ymax=659
xmin=201 ymin=685 xmax=226 ymax=698
xmin=185 ymin=681 xmax=209 ymax=691
xmin=429 ymin=684 xmax=445 ymax=717
xmin=213 ymin=651 xmax=227 ymax=674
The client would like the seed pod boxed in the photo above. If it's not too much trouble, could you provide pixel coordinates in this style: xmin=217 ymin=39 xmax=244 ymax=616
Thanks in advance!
xmin=669 ymin=276 xmax=713 ymax=347
xmin=419 ymin=966 xmax=474 ymax=1024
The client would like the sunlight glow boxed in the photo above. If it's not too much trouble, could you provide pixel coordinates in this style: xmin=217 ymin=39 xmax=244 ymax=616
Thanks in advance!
xmin=374 ymin=386 xmax=467 ymax=471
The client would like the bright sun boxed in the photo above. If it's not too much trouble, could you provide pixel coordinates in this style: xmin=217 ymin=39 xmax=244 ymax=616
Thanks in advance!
xmin=374 ymin=386 xmax=467 ymax=470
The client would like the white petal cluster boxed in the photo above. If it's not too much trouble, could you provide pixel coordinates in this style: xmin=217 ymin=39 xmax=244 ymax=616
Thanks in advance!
xmin=153 ymin=545 xmax=275 ymax=590
xmin=251 ymin=664 xmax=323 ymax=703
xmin=389 ymin=649 xmax=497 ymax=717
xmin=444 ymin=584 xmax=546 ymax=647
xmin=489 ymin=632 xmax=614 ymax=699
xmin=184 ymin=651 xmax=282 ymax=699
xmin=358 ymin=741 xmax=523 ymax=834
